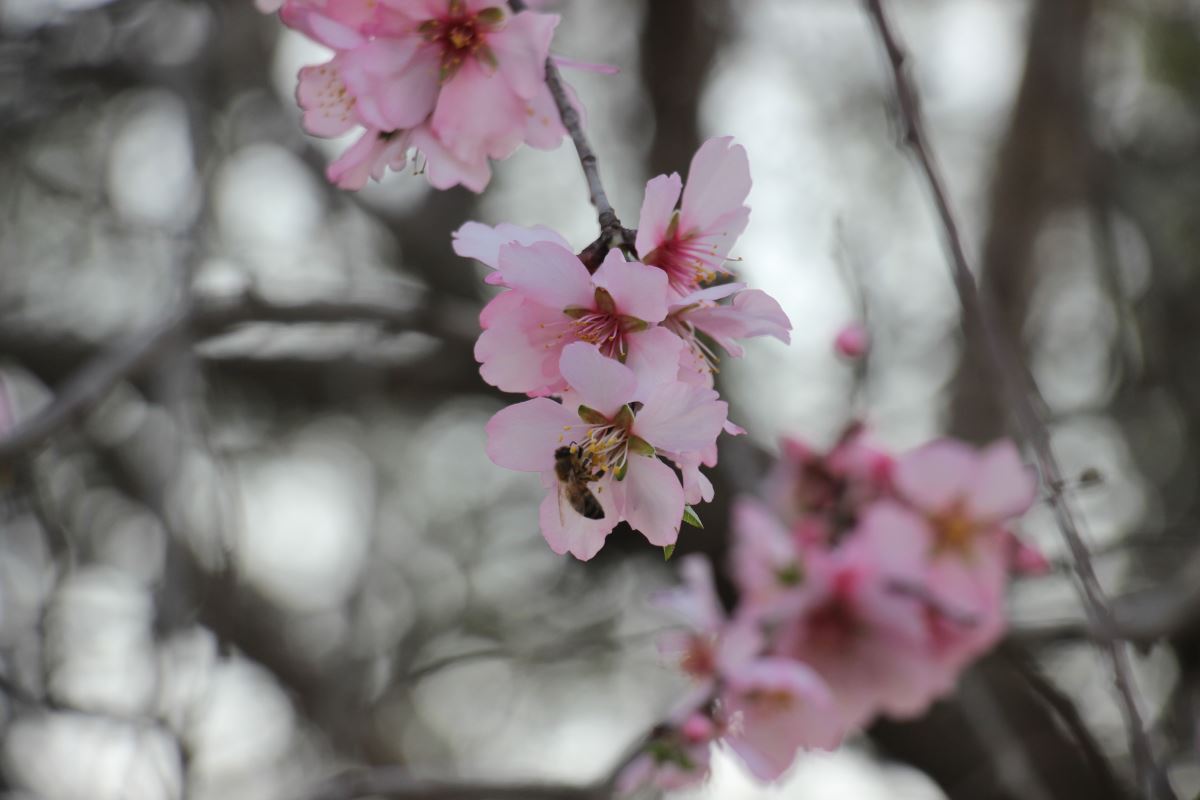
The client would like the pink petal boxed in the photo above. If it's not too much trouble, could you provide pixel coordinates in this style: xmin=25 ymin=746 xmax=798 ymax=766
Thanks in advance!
xmin=431 ymin=58 xmax=526 ymax=162
xmin=550 ymin=54 xmax=620 ymax=75
xmin=685 ymin=289 xmax=792 ymax=356
xmin=592 ymin=250 xmax=670 ymax=324
xmin=340 ymin=39 xmax=441 ymax=131
xmin=965 ymin=440 xmax=1038 ymax=523
xmin=296 ymin=60 xmax=359 ymax=138
xmin=894 ymin=439 xmax=980 ymax=515
xmin=635 ymin=172 xmax=682 ymax=259
xmin=485 ymin=398 xmax=580 ymax=472
xmin=634 ymin=382 xmax=727 ymax=456
xmin=558 ymin=342 xmax=636 ymax=418
xmin=520 ymin=82 xmax=568 ymax=150
xmin=490 ymin=11 xmax=558 ymax=99
xmin=671 ymin=282 xmax=746 ymax=307
xmin=410 ymin=124 xmax=493 ymax=192
xmin=624 ymin=327 xmax=686 ymax=403
xmin=615 ymin=455 xmax=685 ymax=547
xmin=452 ymin=222 xmax=571 ymax=271
xmin=538 ymin=474 xmax=618 ymax=560
xmin=474 ymin=300 xmax=566 ymax=395
xmin=497 ymin=241 xmax=594 ymax=311
xmin=326 ymin=129 xmax=409 ymax=190
xmin=679 ymin=136 xmax=752 ymax=235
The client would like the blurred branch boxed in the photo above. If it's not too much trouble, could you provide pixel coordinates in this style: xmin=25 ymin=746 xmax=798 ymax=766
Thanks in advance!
xmin=860 ymin=2 xmax=1171 ymax=798
xmin=0 ymin=292 xmax=477 ymax=467
xmin=306 ymin=769 xmax=601 ymax=800
xmin=508 ymin=0 xmax=624 ymax=245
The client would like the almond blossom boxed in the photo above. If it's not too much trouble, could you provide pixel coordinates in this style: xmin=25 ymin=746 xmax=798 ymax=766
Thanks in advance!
xmin=485 ymin=343 xmax=726 ymax=560
xmin=637 ymin=136 xmax=752 ymax=298
xmin=475 ymin=245 xmax=680 ymax=398
xmin=270 ymin=0 xmax=574 ymax=191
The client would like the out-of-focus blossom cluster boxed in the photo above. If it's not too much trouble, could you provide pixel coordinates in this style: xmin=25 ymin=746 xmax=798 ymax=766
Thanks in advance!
xmin=622 ymin=426 xmax=1045 ymax=791
xmin=461 ymin=138 xmax=792 ymax=560
xmin=258 ymin=0 xmax=579 ymax=191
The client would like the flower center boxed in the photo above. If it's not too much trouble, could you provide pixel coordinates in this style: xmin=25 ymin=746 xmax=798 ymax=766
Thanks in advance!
xmin=420 ymin=4 xmax=505 ymax=81
xmin=643 ymin=236 xmax=722 ymax=296
xmin=571 ymin=311 xmax=627 ymax=359
xmin=932 ymin=507 xmax=976 ymax=555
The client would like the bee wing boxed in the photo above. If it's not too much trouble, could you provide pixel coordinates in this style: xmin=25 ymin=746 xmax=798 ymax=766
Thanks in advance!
xmin=556 ymin=481 xmax=568 ymax=527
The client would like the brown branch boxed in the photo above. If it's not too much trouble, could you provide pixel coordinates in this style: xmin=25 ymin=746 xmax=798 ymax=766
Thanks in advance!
xmin=860 ymin=2 xmax=1172 ymax=797
xmin=0 ymin=293 xmax=477 ymax=467
xmin=305 ymin=769 xmax=601 ymax=800
xmin=508 ymin=0 xmax=623 ymax=245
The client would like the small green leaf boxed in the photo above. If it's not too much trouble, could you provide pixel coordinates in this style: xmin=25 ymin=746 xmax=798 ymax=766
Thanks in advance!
xmin=682 ymin=505 xmax=703 ymax=529
xmin=593 ymin=286 xmax=617 ymax=315
xmin=562 ymin=305 xmax=590 ymax=319
xmin=577 ymin=405 xmax=608 ymax=425
xmin=627 ymin=434 xmax=655 ymax=457
xmin=613 ymin=404 xmax=635 ymax=431
xmin=663 ymin=544 xmax=676 ymax=561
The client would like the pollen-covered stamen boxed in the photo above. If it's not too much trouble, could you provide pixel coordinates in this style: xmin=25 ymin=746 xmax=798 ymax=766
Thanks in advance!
xmin=664 ymin=311 xmax=721 ymax=375
xmin=931 ymin=505 xmax=978 ymax=555
xmin=558 ymin=402 xmax=646 ymax=480
xmin=642 ymin=214 xmax=728 ymax=295
xmin=561 ymin=288 xmax=650 ymax=362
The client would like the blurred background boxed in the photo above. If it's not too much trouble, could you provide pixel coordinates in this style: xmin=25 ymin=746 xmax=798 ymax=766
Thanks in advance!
xmin=1 ymin=0 xmax=1199 ymax=798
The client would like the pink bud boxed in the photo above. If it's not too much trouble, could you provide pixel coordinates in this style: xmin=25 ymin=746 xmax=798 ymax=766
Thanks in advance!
xmin=834 ymin=322 xmax=870 ymax=360
xmin=680 ymin=712 xmax=717 ymax=743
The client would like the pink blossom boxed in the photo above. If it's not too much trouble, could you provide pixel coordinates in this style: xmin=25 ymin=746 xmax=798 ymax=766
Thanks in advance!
xmin=834 ymin=321 xmax=870 ymax=359
xmin=475 ymin=244 xmax=679 ymax=398
xmin=637 ymin=137 xmax=752 ymax=298
xmin=485 ymin=344 xmax=726 ymax=559
xmin=665 ymin=284 xmax=792 ymax=387
xmin=730 ymin=497 xmax=806 ymax=612
xmin=451 ymin=221 xmax=571 ymax=285
xmin=722 ymin=658 xmax=840 ymax=780
xmin=618 ymin=710 xmax=717 ymax=794
xmin=770 ymin=504 xmax=948 ymax=730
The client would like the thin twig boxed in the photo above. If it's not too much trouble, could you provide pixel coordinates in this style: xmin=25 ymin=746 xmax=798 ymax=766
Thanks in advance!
xmin=305 ymin=769 xmax=600 ymax=800
xmin=509 ymin=0 xmax=623 ymax=244
xmin=860 ymin=2 xmax=1170 ymax=797
xmin=0 ymin=293 xmax=476 ymax=467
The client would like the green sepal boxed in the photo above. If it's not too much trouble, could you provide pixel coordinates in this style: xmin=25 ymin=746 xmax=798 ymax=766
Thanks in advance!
xmin=417 ymin=19 xmax=441 ymax=40
xmin=476 ymin=6 xmax=505 ymax=26
xmin=476 ymin=44 xmax=498 ymax=71
xmin=614 ymin=460 xmax=629 ymax=481
xmin=613 ymin=404 xmax=635 ymax=431
xmin=593 ymin=286 xmax=617 ymax=315
xmin=775 ymin=562 xmax=803 ymax=586
xmin=663 ymin=544 xmax=676 ymax=561
xmin=448 ymin=0 xmax=465 ymax=14
xmin=577 ymin=405 xmax=608 ymax=425
xmin=627 ymin=434 xmax=655 ymax=457
xmin=439 ymin=57 xmax=465 ymax=84
xmin=562 ymin=306 xmax=590 ymax=319
xmin=620 ymin=315 xmax=650 ymax=333
xmin=664 ymin=210 xmax=680 ymax=241
xmin=682 ymin=505 xmax=703 ymax=529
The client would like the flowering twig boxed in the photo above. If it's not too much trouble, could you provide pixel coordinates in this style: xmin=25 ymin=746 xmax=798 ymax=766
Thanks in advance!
xmin=860 ymin=2 xmax=1171 ymax=797
xmin=509 ymin=0 xmax=624 ymax=246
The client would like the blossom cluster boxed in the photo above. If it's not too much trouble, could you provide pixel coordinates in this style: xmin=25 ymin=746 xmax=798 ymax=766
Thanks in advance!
xmin=258 ymin=0 xmax=578 ymax=191
xmin=461 ymin=138 xmax=792 ymax=560
xmin=624 ymin=426 xmax=1045 ymax=790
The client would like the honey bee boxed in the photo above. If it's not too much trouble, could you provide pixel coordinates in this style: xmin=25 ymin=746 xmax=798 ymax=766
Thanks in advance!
xmin=554 ymin=444 xmax=606 ymax=521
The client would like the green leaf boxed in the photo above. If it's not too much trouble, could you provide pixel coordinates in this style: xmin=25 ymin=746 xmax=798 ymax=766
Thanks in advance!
xmin=577 ymin=405 xmax=608 ymax=425
xmin=682 ymin=505 xmax=703 ymax=529
xmin=663 ymin=544 xmax=676 ymax=561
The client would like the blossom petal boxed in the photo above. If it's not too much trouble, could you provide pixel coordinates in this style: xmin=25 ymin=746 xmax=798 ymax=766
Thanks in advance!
xmin=410 ymin=124 xmax=493 ymax=192
xmin=635 ymin=172 xmax=682 ymax=258
xmin=490 ymin=11 xmax=558 ymax=99
xmin=680 ymin=136 xmax=752 ymax=234
xmin=635 ymin=382 xmax=727 ymax=456
xmin=624 ymin=327 xmax=686 ymax=403
xmin=538 ymin=474 xmax=618 ymax=560
xmin=497 ymin=241 xmax=594 ymax=311
xmin=340 ymin=39 xmax=441 ymax=131
xmin=592 ymin=250 xmax=670 ymax=324
xmin=452 ymin=222 xmax=571 ymax=271
xmin=894 ymin=439 xmax=979 ymax=514
xmin=615 ymin=455 xmax=685 ymax=547
xmin=559 ymin=342 xmax=636 ymax=418
xmin=485 ymin=398 xmax=580 ymax=472
xmin=965 ymin=440 xmax=1037 ymax=523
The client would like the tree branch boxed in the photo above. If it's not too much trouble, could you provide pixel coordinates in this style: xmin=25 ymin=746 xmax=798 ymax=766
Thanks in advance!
xmin=0 ymin=292 xmax=477 ymax=467
xmin=508 ymin=0 xmax=623 ymax=245
xmin=860 ymin=2 xmax=1172 ymax=797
